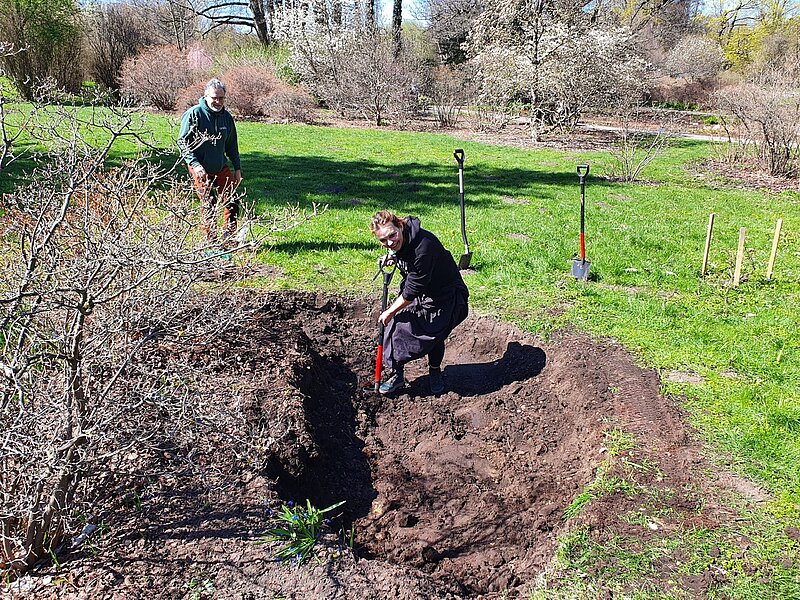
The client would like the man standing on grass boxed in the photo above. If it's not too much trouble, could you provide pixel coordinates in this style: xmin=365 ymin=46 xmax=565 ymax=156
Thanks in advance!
xmin=178 ymin=78 xmax=242 ymax=243
xmin=371 ymin=210 xmax=469 ymax=396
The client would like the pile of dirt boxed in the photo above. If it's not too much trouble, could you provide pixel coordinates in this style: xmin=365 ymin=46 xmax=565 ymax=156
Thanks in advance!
xmin=5 ymin=291 xmax=753 ymax=599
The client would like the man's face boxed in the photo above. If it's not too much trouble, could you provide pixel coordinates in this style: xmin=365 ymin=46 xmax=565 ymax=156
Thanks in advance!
xmin=374 ymin=223 xmax=403 ymax=253
xmin=204 ymin=89 xmax=225 ymax=112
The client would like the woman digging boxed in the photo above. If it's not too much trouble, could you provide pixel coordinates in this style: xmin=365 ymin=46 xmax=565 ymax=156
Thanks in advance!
xmin=370 ymin=210 xmax=469 ymax=395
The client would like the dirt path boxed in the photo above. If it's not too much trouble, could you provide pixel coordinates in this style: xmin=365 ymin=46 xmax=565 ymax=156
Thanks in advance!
xmin=5 ymin=291 xmax=756 ymax=599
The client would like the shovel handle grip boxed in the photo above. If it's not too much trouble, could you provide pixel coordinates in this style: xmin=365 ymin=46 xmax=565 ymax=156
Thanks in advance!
xmin=454 ymin=149 xmax=465 ymax=166
xmin=577 ymin=164 xmax=590 ymax=188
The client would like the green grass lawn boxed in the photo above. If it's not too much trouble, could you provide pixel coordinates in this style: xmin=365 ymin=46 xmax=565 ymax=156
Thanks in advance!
xmin=5 ymin=107 xmax=799 ymax=596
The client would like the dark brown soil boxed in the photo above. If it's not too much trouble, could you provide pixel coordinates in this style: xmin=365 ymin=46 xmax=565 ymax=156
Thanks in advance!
xmin=4 ymin=291 xmax=756 ymax=600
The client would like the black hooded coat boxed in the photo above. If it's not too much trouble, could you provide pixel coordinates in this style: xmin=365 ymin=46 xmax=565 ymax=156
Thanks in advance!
xmin=383 ymin=216 xmax=469 ymax=370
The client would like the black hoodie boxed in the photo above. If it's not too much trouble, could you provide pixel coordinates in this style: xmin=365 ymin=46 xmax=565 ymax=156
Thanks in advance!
xmin=395 ymin=216 xmax=468 ymax=303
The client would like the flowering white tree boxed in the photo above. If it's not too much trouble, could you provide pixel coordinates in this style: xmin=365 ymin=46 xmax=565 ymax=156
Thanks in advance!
xmin=467 ymin=0 xmax=649 ymax=138
xmin=664 ymin=34 xmax=725 ymax=82
xmin=275 ymin=8 xmax=423 ymax=126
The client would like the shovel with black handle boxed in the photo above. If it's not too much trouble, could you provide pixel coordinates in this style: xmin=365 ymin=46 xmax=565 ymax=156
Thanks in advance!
xmin=571 ymin=164 xmax=591 ymax=281
xmin=453 ymin=149 xmax=472 ymax=270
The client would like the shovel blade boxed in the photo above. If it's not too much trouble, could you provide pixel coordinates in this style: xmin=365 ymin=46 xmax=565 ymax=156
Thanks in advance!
xmin=572 ymin=258 xmax=591 ymax=281
xmin=458 ymin=252 xmax=473 ymax=270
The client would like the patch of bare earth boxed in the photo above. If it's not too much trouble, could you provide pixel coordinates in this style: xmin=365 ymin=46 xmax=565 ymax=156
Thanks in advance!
xmin=3 ymin=290 xmax=762 ymax=599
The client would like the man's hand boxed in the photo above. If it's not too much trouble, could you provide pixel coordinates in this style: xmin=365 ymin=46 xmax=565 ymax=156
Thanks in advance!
xmin=233 ymin=169 xmax=242 ymax=186
xmin=193 ymin=165 xmax=208 ymax=179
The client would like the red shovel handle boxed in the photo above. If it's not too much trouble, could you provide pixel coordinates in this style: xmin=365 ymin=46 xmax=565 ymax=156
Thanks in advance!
xmin=374 ymin=343 xmax=384 ymax=392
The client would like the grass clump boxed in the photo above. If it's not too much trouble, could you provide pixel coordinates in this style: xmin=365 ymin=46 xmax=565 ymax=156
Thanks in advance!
xmin=259 ymin=499 xmax=345 ymax=565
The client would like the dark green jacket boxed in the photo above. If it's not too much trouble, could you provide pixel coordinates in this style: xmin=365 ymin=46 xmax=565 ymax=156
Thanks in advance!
xmin=177 ymin=97 xmax=241 ymax=173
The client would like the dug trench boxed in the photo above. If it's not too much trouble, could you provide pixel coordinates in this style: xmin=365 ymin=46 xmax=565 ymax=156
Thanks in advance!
xmin=10 ymin=290 xmax=759 ymax=599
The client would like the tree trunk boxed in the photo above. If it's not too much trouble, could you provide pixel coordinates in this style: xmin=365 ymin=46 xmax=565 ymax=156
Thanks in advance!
xmin=366 ymin=0 xmax=376 ymax=29
xmin=392 ymin=0 xmax=402 ymax=56
xmin=249 ymin=0 xmax=272 ymax=46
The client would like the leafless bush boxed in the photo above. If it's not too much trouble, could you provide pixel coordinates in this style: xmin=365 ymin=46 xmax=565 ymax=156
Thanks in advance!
xmin=287 ymin=27 xmax=423 ymax=126
xmin=83 ymin=3 xmax=154 ymax=93
xmin=710 ymin=113 xmax=755 ymax=166
xmin=0 ymin=100 xmax=323 ymax=580
xmin=175 ymin=80 xmax=208 ymax=111
xmin=664 ymin=35 xmax=724 ymax=84
xmin=714 ymin=73 xmax=800 ymax=177
xmin=468 ymin=104 xmax=521 ymax=132
xmin=262 ymin=84 xmax=317 ymax=123
xmin=608 ymin=110 xmax=673 ymax=182
xmin=649 ymin=76 xmax=713 ymax=107
xmin=120 ymin=45 xmax=193 ymax=110
xmin=424 ymin=65 xmax=472 ymax=128
xmin=221 ymin=66 xmax=280 ymax=117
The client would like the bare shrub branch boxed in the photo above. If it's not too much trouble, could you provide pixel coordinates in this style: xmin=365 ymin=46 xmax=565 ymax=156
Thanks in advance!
xmin=0 ymin=97 xmax=322 ymax=580
xmin=714 ymin=72 xmax=800 ymax=177
xmin=608 ymin=112 xmax=673 ymax=182
xmin=120 ymin=45 xmax=194 ymax=111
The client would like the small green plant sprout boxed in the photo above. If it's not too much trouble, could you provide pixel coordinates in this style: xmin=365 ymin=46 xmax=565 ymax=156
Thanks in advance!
xmin=259 ymin=499 xmax=345 ymax=565
xmin=185 ymin=574 xmax=215 ymax=599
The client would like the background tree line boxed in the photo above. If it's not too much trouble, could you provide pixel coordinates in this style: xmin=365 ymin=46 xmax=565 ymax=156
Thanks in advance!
xmin=2 ymin=0 xmax=800 ymax=165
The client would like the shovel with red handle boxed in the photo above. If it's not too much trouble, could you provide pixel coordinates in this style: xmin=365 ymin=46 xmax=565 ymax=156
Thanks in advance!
xmin=373 ymin=254 xmax=396 ymax=393
xmin=571 ymin=164 xmax=591 ymax=281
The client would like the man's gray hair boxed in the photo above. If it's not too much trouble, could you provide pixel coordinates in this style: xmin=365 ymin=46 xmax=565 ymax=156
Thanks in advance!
xmin=204 ymin=79 xmax=226 ymax=95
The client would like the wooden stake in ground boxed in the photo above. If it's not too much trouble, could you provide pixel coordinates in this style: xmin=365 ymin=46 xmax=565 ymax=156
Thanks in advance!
xmin=766 ymin=218 xmax=783 ymax=281
xmin=733 ymin=227 xmax=746 ymax=287
xmin=702 ymin=213 xmax=715 ymax=276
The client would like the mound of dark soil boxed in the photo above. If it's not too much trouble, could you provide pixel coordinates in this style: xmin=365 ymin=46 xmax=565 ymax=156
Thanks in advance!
xmin=5 ymin=291 xmax=752 ymax=599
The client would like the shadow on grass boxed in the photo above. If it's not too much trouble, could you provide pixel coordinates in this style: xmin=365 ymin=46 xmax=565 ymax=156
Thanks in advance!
xmin=238 ymin=151 xmax=617 ymax=215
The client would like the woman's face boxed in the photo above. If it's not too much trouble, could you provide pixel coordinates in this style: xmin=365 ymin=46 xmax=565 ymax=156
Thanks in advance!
xmin=374 ymin=222 xmax=403 ymax=253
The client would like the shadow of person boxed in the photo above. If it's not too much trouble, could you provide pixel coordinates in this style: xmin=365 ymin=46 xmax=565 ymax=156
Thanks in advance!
xmin=410 ymin=341 xmax=547 ymax=397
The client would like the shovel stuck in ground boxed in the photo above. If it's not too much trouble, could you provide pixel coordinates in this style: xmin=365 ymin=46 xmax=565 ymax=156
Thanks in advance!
xmin=453 ymin=149 xmax=472 ymax=270
xmin=372 ymin=255 xmax=396 ymax=393
xmin=571 ymin=164 xmax=591 ymax=281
